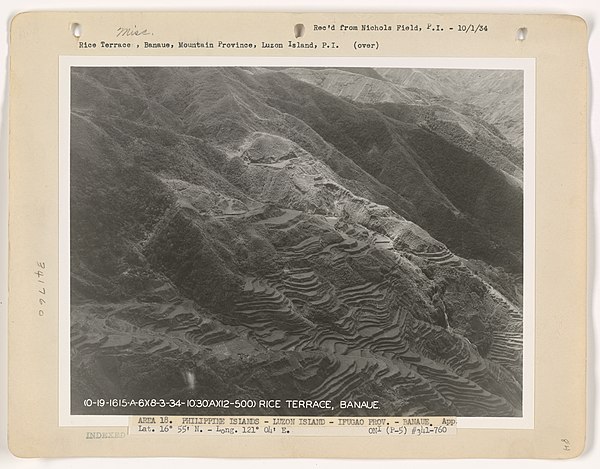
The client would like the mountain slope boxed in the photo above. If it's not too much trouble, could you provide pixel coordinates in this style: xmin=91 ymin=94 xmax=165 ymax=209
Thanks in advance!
xmin=283 ymin=67 xmax=523 ymax=182
xmin=70 ymin=66 xmax=524 ymax=417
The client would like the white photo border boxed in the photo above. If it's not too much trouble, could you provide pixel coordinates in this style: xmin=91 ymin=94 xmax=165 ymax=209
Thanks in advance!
xmin=59 ymin=55 xmax=536 ymax=430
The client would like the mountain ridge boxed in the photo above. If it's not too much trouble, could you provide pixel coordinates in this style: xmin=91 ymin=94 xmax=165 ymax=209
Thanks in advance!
xmin=70 ymin=66 xmax=524 ymax=417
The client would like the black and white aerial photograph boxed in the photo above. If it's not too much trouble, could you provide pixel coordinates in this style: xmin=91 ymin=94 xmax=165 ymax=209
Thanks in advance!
xmin=69 ymin=65 xmax=526 ymax=417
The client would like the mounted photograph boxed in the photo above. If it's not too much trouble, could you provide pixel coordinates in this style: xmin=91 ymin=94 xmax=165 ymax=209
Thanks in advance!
xmin=10 ymin=11 xmax=590 ymax=459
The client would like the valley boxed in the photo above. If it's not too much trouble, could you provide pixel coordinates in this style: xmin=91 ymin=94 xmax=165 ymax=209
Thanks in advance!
xmin=70 ymin=66 xmax=524 ymax=417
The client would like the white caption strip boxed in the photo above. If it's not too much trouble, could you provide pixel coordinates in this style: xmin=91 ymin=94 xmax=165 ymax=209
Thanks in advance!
xmin=128 ymin=416 xmax=457 ymax=437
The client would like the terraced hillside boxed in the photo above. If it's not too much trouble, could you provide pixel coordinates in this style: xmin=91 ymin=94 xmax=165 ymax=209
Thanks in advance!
xmin=70 ymin=66 xmax=524 ymax=417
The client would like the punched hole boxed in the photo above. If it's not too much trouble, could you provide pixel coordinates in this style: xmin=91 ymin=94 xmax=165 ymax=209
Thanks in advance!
xmin=294 ymin=23 xmax=305 ymax=38
xmin=70 ymin=23 xmax=82 ymax=38
xmin=516 ymin=27 xmax=527 ymax=41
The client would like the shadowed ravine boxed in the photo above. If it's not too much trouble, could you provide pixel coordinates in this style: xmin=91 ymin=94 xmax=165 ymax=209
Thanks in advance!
xmin=70 ymin=66 xmax=524 ymax=417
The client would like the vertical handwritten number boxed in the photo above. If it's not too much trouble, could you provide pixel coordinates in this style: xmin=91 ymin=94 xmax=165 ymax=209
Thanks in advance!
xmin=35 ymin=261 xmax=47 ymax=317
